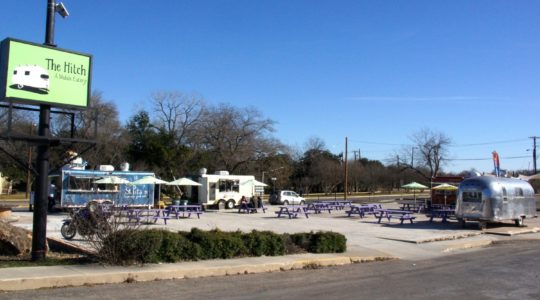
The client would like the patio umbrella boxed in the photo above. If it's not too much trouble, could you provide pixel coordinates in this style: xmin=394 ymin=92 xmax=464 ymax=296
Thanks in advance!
xmin=166 ymin=177 xmax=202 ymax=202
xmin=166 ymin=177 xmax=202 ymax=186
xmin=94 ymin=176 xmax=130 ymax=184
xmin=401 ymin=182 xmax=428 ymax=205
xmin=129 ymin=176 xmax=170 ymax=185
xmin=432 ymin=183 xmax=458 ymax=206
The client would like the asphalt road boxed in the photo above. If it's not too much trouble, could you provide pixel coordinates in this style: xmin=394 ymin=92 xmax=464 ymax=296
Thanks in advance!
xmin=2 ymin=239 xmax=539 ymax=300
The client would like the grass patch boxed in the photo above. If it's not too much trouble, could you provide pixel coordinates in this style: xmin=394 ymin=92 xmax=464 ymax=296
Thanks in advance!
xmin=0 ymin=253 xmax=94 ymax=268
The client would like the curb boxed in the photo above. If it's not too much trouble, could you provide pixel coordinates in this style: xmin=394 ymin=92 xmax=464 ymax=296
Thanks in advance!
xmin=0 ymin=254 xmax=393 ymax=292
xmin=442 ymin=239 xmax=493 ymax=252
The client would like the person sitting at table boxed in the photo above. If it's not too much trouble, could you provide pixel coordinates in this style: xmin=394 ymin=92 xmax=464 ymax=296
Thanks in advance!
xmin=240 ymin=196 xmax=248 ymax=206
xmin=249 ymin=196 xmax=257 ymax=209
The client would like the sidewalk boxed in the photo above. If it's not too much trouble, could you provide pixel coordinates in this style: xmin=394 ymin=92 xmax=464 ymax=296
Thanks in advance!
xmin=2 ymin=231 xmax=540 ymax=292
xmin=0 ymin=249 xmax=391 ymax=292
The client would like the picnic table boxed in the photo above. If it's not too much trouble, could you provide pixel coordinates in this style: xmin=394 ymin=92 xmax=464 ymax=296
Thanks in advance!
xmin=428 ymin=208 xmax=455 ymax=223
xmin=346 ymin=204 xmax=381 ymax=218
xmin=275 ymin=206 xmax=310 ymax=219
xmin=373 ymin=209 xmax=416 ymax=224
xmin=127 ymin=208 xmax=170 ymax=224
xmin=166 ymin=204 xmax=203 ymax=219
xmin=320 ymin=200 xmax=352 ymax=210
xmin=306 ymin=202 xmax=333 ymax=214
xmin=237 ymin=202 xmax=267 ymax=214
xmin=398 ymin=201 xmax=425 ymax=213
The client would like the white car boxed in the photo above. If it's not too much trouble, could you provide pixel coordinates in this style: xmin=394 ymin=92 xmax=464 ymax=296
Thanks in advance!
xmin=269 ymin=190 xmax=305 ymax=205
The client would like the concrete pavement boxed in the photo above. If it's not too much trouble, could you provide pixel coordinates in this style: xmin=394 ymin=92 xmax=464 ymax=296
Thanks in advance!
xmin=1 ymin=203 xmax=539 ymax=292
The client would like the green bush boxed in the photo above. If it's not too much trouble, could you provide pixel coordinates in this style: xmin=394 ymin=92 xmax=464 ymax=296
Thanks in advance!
xmin=186 ymin=228 xmax=247 ymax=259
xmin=98 ymin=228 xmax=346 ymax=265
xmin=99 ymin=229 xmax=163 ymax=265
xmin=288 ymin=231 xmax=347 ymax=253
xmin=242 ymin=230 xmax=286 ymax=256
xmin=157 ymin=231 xmax=201 ymax=262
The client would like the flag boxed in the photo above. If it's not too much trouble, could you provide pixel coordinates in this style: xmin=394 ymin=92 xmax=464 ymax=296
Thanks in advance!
xmin=492 ymin=151 xmax=500 ymax=177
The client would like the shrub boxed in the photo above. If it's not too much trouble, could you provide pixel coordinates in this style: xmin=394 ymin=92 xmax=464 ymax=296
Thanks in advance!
xmin=242 ymin=230 xmax=286 ymax=256
xmin=99 ymin=229 xmax=163 ymax=265
xmin=288 ymin=231 xmax=346 ymax=253
xmin=307 ymin=232 xmax=347 ymax=253
xmin=186 ymin=228 xmax=247 ymax=259
xmin=157 ymin=231 xmax=201 ymax=262
xmin=98 ymin=228 xmax=346 ymax=265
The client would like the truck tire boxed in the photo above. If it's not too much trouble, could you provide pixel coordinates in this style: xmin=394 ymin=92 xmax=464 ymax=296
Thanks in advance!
xmin=226 ymin=200 xmax=235 ymax=209
xmin=515 ymin=217 xmax=525 ymax=227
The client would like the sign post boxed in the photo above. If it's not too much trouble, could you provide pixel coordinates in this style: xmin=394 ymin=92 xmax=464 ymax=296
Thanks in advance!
xmin=0 ymin=1 xmax=92 ymax=261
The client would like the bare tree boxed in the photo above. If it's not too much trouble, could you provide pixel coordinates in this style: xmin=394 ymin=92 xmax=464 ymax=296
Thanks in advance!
xmin=151 ymin=91 xmax=205 ymax=146
xmin=198 ymin=104 xmax=278 ymax=173
xmin=397 ymin=128 xmax=452 ymax=180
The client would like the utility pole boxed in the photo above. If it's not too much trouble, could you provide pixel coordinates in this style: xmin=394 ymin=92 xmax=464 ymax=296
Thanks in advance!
xmin=411 ymin=147 xmax=417 ymax=168
xmin=530 ymin=136 xmax=538 ymax=174
xmin=344 ymin=137 xmax=348 ymax=200
xmin=353 ymin=150 xmax=358 ymax=161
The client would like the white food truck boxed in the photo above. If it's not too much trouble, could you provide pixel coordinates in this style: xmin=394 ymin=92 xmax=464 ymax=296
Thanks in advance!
xmin=11 ymin=65 xmax=50 ymax=92
xmin=185 ymin=169 xmax=263 ymax=209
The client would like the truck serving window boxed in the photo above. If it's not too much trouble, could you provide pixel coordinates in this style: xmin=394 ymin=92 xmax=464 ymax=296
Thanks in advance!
xmin=218 ymin=180 xmax=239 ymax=192
xmin=462 ymin=191 xmax=481 ymax=202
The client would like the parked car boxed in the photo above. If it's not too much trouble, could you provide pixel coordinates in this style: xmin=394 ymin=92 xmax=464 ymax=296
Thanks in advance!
xmin=269 ymin=190 xmax=305 ymax=205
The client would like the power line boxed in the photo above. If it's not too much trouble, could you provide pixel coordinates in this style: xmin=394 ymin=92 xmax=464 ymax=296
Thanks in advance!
xmin=450 ymin=138 xmax=529 ymax=147
xmin=447 ymin=155 xmax=529 ymax=161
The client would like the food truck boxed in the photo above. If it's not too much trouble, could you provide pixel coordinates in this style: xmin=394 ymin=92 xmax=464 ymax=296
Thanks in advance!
xmin=455 ymin=176 xmax=537 ymax=229
xmin=31 ymin=158 xmax=155 ymax=209
xmin=184 ymin=169 xmax=262 ymax=209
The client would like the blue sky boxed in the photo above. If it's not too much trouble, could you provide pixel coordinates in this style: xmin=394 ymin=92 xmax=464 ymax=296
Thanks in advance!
xmin=1 ymin=1 xmax=539 ymax=173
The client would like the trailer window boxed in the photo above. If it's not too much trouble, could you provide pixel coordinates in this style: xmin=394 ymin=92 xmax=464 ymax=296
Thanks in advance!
xmin=515 ymin=188 xmax=524 ymax=197
xmin=25 ymin=71 xmax=30 ymax=76
xmin=40 ymin=74 xmax=49 ymax=79
xmin=67 ymin=176 xmax=95 ymax=191
xmin=218 ymin=179 xmax=239 ymax=192
xmin=462 ymin=191 xmax=482 ymax=202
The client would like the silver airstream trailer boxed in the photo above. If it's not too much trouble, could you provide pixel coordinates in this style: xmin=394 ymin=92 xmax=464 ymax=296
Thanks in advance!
xmin=455 ymin=176 xmax=537 ymax=229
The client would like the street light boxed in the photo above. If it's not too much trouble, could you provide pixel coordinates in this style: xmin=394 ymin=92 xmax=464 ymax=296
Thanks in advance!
xmin=271 ymin=177 xmax=277 ymax=193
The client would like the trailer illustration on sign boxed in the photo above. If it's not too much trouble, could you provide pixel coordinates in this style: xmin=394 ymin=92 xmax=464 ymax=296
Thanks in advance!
xmin=10 ymin=65 xmax=50 ymax=94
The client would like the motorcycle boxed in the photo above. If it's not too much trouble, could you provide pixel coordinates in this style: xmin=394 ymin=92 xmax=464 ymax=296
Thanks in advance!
xmin=61 ymin=201 xmax=112 ymax=240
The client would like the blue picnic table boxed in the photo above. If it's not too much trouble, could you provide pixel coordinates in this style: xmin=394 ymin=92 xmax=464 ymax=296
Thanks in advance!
xmin=373 ymin=209 xmax=416 ymax=224
xmin=127 ymin=208 xmax=170 ymax=224
xmin=428 ymin=208 xmax=455 ymax=223
xmin=275 ymin=206 xmax=310 ymax=219
xmin=166 ymin=204 xmax=203 ymax=219
xmin=237 ymin=202 xmax=267 ymax=214
xmin=346 ymin=204 xmax=381 ymax=218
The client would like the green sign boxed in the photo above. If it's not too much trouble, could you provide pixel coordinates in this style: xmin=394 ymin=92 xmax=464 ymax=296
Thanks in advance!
xmin=0 ymin=38 xmax=92 ymax=108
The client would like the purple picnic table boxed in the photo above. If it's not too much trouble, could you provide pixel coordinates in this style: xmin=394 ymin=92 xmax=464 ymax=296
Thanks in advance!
xmin=373 ymin=209 xmax=416 ymax=224
xmin=275 ymin=206 xmax=310 ymax=219
xmin=166 ymin=205 xmax=203 ymax=219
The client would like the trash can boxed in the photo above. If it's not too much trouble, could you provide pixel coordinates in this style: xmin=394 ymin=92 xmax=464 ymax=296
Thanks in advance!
xmin=173 ymin=200 xmax=180 ymax=206
xmin=180 ymin=200 xmax=188 ymax=205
